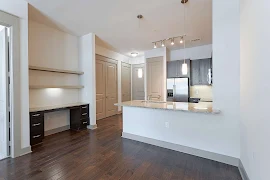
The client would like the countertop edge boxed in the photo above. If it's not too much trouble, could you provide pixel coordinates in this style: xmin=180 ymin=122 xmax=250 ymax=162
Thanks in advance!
xmin=30 ymin=102 xmax=89 ymax=112
xmin=115 ymin=103 xmax=221 ymax=115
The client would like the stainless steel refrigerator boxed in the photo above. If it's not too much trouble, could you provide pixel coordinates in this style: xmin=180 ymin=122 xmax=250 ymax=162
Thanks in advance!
xmin=167 ymin=78 xmax=189 ymax=102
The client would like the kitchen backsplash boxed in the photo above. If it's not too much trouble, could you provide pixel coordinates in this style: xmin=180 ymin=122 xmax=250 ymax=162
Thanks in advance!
xmin=190 ymin=85 xmax=213 ymax=102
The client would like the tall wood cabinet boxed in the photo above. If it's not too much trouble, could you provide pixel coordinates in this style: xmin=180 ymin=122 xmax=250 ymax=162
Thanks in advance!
xmin=96 ymin=55 xmax=118 ymax=120
xmin=121 ymin=62 xmax=131 ymax=102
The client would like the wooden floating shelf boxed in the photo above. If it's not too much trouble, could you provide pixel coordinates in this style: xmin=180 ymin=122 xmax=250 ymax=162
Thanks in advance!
xmin=29 ymin=66 xmax=84 ymax=75
xmin=29 ymin=85 xmax=84 ymax=89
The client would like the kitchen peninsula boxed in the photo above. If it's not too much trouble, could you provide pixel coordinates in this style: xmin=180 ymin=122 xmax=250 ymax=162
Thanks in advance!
xmin=115 ymin=101 xmax=238 ymax=166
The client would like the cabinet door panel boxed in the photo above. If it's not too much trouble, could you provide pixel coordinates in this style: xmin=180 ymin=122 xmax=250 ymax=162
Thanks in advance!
xmin=96 ymin=60 xmax=106 ymax=120
xmin=200 ymin=59 xmax=211 ymax=85
xmin=167 ymin=61 xmax=178 ymax=78
xmin=105 ymin=62 xmax=118 ymax=117
xmin=191 ymin=60 xmax=200 ymax=85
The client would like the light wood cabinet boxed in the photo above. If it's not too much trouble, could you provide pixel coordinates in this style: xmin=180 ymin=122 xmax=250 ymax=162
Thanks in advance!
xmin=96 ymin=55 xmax=118 ymax=120
xmin=121 ymin=62 xmax=131 ymax=102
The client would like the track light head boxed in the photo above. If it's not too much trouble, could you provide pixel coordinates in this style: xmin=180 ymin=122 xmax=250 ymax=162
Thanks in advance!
xmin=171 ymin=38 xmax=175 ymax=45
xmin=161 ymin=40 xmax=165 ymax=47
xmin=180 ymin=37 xmax=184 ymax=44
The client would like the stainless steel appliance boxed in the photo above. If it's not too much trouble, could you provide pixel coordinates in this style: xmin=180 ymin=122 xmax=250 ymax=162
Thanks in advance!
xmin=167 ymin=78 xmax=189 ymax=102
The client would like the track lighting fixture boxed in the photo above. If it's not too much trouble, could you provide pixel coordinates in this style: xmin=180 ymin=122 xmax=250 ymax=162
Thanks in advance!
xmin=152 ymin=35 xmax=186 ymax=49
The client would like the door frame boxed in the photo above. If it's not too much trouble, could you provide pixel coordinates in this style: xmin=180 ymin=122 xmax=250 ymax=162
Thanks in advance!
xmin=131 ymin=63 xmax=145 ymax=100
xmin=0 ymin=10 xmax=21 ymax=158
xmin=145 ymin=56 xmax=165 ymax=101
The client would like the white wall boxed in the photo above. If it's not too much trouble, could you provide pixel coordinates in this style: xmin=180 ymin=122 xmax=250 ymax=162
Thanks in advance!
xmin=129 ymin=56 xmax=145 ymax=65
xmin=240 ymin=0 xmax=270 ymax=179
xmin=29 ymin=20 xmax=80 ymax=132
xmin=0 ymin=0 xmax=30 ymax=155
xmin=170 ymin=44 xmax=212 ymax=61
xmin=95 ymin=45 xmax=130 ymax=112
xmin=124 ymin=0 xmax=241 ymax=161
xmin=212 ymin=0 xmax=240 ymax=158
xmin=79 ymin=33 xmax=96 ymax=127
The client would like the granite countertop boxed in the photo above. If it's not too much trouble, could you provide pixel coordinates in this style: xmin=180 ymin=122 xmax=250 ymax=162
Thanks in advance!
xmin=115 ymin=100 xmax=220 ymax=114
xmin=30 ymin=102 xmax=88 ymax=112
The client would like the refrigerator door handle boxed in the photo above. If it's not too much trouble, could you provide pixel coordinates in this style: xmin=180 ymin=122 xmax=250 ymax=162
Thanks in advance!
xmin=173 ymin=85 xmax=176 ymax=101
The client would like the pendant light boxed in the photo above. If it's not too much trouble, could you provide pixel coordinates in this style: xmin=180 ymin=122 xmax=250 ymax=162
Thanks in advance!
xmin=182 ymin=0 xmax=188 ymax=75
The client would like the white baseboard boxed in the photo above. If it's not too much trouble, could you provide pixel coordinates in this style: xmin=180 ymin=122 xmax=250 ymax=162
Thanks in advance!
xmin=238 ymin=160 xmax=250 ymax=180
xmin=45 ymin=125 xmax=70 ymax=136
xmin=122 ymin=132 xmax=239 ymax=166
xmin=88 ymin=124 xmax=97 ymax=130
xmin=19 ymin=146 xmax=32 ymax=157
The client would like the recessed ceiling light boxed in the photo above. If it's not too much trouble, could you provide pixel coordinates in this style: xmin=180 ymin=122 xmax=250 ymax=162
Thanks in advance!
xmin=131 ymin=52 xmax=138 ymax=57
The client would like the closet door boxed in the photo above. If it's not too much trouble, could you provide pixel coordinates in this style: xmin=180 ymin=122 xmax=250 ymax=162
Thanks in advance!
xmin=121 ymin=63 xmax=131 ymax=102
xmin=105 ymin=62 xmax=118 ymax=117
xmin=96 ymin=60 xmax=106 ymax=120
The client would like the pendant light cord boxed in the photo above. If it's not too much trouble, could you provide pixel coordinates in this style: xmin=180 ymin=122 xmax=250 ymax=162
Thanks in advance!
xmin=183 ymin=2 xmax=186 ymax=64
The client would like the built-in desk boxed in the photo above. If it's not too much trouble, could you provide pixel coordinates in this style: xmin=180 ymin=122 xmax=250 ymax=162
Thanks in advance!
xmin=29 ymin=102 xmax=90 ymax=146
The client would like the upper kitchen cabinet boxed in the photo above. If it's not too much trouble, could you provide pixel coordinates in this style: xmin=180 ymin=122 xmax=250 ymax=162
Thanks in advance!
xmin=167 ymin=60 xmax=190 ymax=78
xmin=191 ymin=58 xmax=212 ymax=86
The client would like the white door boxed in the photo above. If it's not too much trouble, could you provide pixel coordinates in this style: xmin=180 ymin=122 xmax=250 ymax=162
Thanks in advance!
xmin=0 ymin=27 xmax=9 ymax=160
xmin=132 ymin=64 xmax=145 ymax=100
xmin=147 ymin=57 xmax=164 ymax=101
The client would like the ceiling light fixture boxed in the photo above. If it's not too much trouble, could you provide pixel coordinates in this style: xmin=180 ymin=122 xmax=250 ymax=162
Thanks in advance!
xmin=131 ymin=52 xmax=138 ymax=57
xmin=171 ymin=38 xmax=175 ymax=45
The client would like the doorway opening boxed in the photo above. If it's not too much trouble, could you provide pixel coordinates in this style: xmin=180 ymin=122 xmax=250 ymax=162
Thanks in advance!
xmin=0 ymin=25 xmax=10 ymax=160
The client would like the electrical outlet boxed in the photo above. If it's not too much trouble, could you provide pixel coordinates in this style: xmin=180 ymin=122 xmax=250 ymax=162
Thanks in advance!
xmin=165 ymin=122 xmax=169 ymax=128
xmin=195 ymin=89 xmax=199 ymax=95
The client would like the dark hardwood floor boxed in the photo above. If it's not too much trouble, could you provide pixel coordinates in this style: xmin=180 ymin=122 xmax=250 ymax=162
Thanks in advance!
xmin=0 ymin=115 xmax=242 ymax=180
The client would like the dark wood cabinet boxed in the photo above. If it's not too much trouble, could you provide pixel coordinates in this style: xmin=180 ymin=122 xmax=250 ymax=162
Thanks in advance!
xmin=191 ymin=58 xmax=212 ymax=86
xmin=190 ymin=60 xmax=200 ymax=85
xmin=30 ymin=104 xmax=90 ymax=146
xmin=70 ymin=105 xmax=90 ymax=130
xmin=30 ymin=112 xmax=44 ymax=146
xmin=167 ymin=60 xmax=190 ymax=78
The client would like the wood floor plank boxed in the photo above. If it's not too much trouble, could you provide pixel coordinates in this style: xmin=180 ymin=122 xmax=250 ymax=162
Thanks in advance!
xmin=0 ymin=115 xmax=242 ymax=180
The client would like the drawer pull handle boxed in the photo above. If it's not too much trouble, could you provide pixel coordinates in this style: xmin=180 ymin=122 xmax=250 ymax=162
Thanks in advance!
xmin=82 ymin=113 xmax=87 ymax=116
xmin=82 ymin=106 xmax=87 ymax=109
xmin=32 ymin=123 xmax=41 ymax=127
xmin=33 ymin=135 xmax=41 ymax=138
xmin=32 ymin=114 xmax=40 ymax=117
xmin=83 ymin=122 xmax=88 ymax=124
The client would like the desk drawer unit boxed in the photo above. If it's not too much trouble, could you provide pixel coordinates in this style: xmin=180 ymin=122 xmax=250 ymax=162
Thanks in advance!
xmin=30 ymin=112 xmax=44 ymax=146
xmin=70 ymin=105 xmax=90 ymax=130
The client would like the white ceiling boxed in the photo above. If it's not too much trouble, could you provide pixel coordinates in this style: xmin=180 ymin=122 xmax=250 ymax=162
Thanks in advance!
xmin=26 ymin=0 xmax=212 ymax=57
